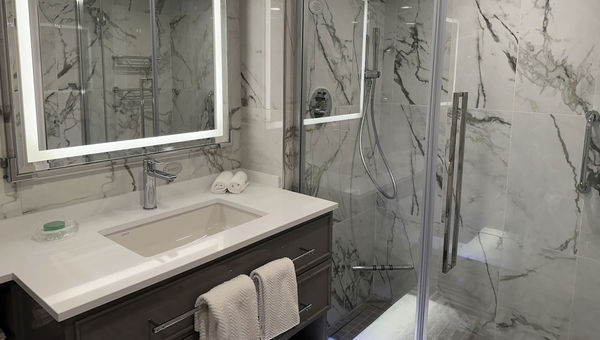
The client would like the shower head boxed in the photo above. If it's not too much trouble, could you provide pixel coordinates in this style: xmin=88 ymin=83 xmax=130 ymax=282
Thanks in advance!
xmin=365 ymin=27 xmax=381 ymax=79
xmin=372 ymin=27 xmax=380 ymax=71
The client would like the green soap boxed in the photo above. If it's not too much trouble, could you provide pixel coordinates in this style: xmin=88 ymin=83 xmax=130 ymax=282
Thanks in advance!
xmin=43 ymin=220 xmax=65 ymax=232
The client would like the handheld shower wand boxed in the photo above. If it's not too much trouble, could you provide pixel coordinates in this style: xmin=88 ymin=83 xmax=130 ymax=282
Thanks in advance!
xmin=359 ymin=27 xmax=398 ymax=200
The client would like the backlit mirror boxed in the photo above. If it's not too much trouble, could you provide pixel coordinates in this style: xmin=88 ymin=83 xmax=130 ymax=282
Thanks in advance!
xmin=14 ymin=0 xmax=228 ymax=162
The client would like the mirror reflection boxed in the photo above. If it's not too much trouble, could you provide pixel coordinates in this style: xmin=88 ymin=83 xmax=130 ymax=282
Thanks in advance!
xmin=38 ymin=0 xmax=216 ymax=150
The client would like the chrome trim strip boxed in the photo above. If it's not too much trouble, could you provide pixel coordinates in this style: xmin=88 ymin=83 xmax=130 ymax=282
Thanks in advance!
xmin=414 ymin=0 xmax=448 ymax=339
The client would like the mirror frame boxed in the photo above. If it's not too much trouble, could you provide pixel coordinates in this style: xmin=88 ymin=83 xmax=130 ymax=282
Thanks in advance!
xmin=14 ymin=0 xmax=228 ymax=162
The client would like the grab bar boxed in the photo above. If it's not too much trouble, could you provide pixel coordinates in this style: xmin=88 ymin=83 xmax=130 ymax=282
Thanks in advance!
xmin=150 ymin=249 xmax=315 ymax=334
xmin=442 ymin=92 xmax=468 ymax=274
xmin=578 ymin=111 xmax=600 ymax=193
xmin=352 ymin=265 xmax=414 ymax=271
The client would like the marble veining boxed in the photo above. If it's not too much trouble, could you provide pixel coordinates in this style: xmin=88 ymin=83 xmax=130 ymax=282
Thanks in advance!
xmin=299 ymin=0 xmax=600 ymax=338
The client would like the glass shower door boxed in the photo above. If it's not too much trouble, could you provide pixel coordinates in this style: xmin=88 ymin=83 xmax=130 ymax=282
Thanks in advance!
xmin=299 ymin=0 xmax=442 ymax=339
xmin=425 ymin=0 xmax=600 ymax=339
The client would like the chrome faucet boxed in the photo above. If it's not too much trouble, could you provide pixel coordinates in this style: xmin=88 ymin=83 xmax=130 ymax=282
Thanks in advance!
xmin=143 ymin=158 xmax=177 ymax=210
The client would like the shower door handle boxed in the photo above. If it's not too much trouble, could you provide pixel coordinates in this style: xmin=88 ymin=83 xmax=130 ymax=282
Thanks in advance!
xmin=442 ymin=92 xmax=468 ymax=274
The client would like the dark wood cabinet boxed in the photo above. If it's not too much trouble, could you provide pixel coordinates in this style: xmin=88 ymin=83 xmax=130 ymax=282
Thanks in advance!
xmin=0 ymin=213 xmax=333 ymax=340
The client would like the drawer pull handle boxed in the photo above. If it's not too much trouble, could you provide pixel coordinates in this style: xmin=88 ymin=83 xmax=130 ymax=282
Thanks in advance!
xmin=299 ymin=303 xmax=312 ymax=314
xmin=151 ymin=294 xmax=312 ymax=334
xmin=291 ymin=248 xmax=316 ymax=263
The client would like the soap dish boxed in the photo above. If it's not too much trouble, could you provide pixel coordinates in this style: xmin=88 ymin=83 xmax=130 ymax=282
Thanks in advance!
xmin=32 ymin=220 xmax=79 ymax=242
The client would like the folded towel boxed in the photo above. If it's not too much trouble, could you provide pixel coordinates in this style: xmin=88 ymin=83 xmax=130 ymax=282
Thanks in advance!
xmin=211 ymin=171 xmax=234 ymax=194
xmin=250 ymin=258 xmax=300 ymax=340
xmin=194 ymin=275 xmax=259 ymax=340
xmin=228 ymin=171 xmax=249 ymax=194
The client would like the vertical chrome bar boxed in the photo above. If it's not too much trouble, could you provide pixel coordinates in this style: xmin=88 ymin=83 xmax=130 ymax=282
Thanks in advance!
xmin=442 ymin=93 xmax=460 ymax=274
xmin=415 ymin=0 xmax=448 ymax=338
xmin=149 ymin=0 xmax=160 ymax=137
xmin=98 ymin=0 xmax=109 ymax=143
xmin=451 ymin=93 xmax=468 ymax=267
xmin=74 ymin=0 xmax=87 ymax=145
xmin=578 ymin=110 xmax=600 ymax=193
xmin=139 ymin=78 xmax=147 ymax=138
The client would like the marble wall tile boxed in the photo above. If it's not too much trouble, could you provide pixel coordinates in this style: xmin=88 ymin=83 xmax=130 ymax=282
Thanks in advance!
xmin=329 ymin=208 xmax=376 ymax=326
xmin=379 ymin=0 xmax=436 ymax=106
xmin=504 ymin=113 xmax=585 ymax=254
xmin=495 ymin=112 xmax=585 ymax=339
xmin=515 ymin=0 xmax=600 ymax=116
xmin=371 ymin=200 xmax=421 ymax=303
xmin=579 ymin=179 xmax=600 ymax=262
xmin=238 ymin=0 xmax=285 ymax=179
xmin=37 ymin=0 xmax=81 ymax=92
xmin=304 ymin=0 xmax=366 ymax=116
xmin=454 ymin=108 xmax=512 ymax=241
xmin=568 ymin=256 xmax=600 ymax=340
xmin=495 ymin=247 xmax=575 ymax=340
xmin=240 ymin=108 xmax=283 ymax=180
xmin=45 ymin=91 xmax=84 ymax=149
xmin=448 ymin=0 xmax=520 ymax=111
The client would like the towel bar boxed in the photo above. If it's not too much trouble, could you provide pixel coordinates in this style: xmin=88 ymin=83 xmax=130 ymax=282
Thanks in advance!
xmin=151 ymin=251 xmax=315 ymax=334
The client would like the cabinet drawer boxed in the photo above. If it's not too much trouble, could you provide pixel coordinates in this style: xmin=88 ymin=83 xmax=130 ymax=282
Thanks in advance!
xmin=243 ymin=213 xmax=332 ymax=275
xmin=296 ymin=261 xmax=331 ymax=326
xmin=71 ymin=213 xmax=332 ymax=340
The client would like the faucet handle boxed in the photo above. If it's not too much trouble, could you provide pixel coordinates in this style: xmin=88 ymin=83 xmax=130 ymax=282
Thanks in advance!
xmin=143 ymin=158 xmax=162 ymax=170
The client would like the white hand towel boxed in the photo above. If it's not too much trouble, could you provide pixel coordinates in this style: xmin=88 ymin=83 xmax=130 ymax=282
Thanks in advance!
xmin=194 ymin=275 xmax=260 ymax=340
xmin=211 ymin=171 xmax=234 ymax=194
xmin=228 ymin=171 xmax=249 ymax=194
xmin=250 ymin=258 xmax=300 ymax=340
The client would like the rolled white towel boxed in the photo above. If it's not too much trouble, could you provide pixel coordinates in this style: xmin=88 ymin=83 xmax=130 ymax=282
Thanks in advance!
xmin=211 ymin=171 xmax=233 ymax=194
xmin=228 ymin=171 xmax=249 ymax=194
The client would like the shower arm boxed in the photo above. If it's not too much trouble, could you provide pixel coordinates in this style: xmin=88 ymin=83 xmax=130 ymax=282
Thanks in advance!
xmin=577 ymin=110 xmax=600 ymax=193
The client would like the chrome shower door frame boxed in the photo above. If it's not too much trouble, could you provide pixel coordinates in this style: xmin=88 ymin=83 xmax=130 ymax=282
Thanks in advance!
xmin=414 ymin=0 xmax=449 ymax=339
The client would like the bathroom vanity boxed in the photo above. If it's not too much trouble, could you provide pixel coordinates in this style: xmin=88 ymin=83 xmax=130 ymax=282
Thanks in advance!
xmin=0 ymin=174 xmax=337 ymax=340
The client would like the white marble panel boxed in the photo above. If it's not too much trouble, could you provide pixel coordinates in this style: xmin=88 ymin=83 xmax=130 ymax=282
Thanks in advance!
xmin=456 ymin=109 xmax=512 ymax=240
xmin=329 ymin=208 xmax=376 ymax=326
xmin=515 ymin=0 xmax=600 ymax=115
xmin=568 ymin=256 xmax=600 ymax=340
xmin=504 ymin=113 xmax=585 ymax=254
xmin=448 ymin=0 xmax=520 ymax=111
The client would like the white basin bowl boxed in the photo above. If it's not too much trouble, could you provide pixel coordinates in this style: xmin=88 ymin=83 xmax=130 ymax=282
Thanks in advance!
xmin=101 ymin=201 xmax=264 ymax=257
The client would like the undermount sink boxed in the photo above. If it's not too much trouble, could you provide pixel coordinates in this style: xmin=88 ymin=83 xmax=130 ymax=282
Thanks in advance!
xmin=101 ymin=201 xmax=264 ymax=257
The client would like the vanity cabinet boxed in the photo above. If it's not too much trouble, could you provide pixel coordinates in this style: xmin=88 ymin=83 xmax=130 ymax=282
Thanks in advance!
xmin=0 ymin=213 xmax=332 ymax=340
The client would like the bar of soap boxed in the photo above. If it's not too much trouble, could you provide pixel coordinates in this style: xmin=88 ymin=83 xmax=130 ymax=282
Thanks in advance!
xmin=43 ymin=220 xmax=66 ymax=232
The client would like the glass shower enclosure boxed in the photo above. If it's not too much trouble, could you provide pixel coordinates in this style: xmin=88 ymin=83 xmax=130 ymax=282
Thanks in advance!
xmin=299 ymin=0 xmax=600 ymax=339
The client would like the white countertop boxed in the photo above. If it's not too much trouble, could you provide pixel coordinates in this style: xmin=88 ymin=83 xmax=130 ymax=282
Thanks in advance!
xmin=0 ymin=171 xmax=337 ymax=322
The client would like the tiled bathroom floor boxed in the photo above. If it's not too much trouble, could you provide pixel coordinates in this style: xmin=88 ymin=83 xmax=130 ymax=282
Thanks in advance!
xmin=327 ymin=302 xmax=391 ymax=340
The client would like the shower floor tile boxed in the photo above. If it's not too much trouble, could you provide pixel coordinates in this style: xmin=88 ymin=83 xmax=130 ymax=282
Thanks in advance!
xmin=328 ymin=302 xmax=391 ymax=340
